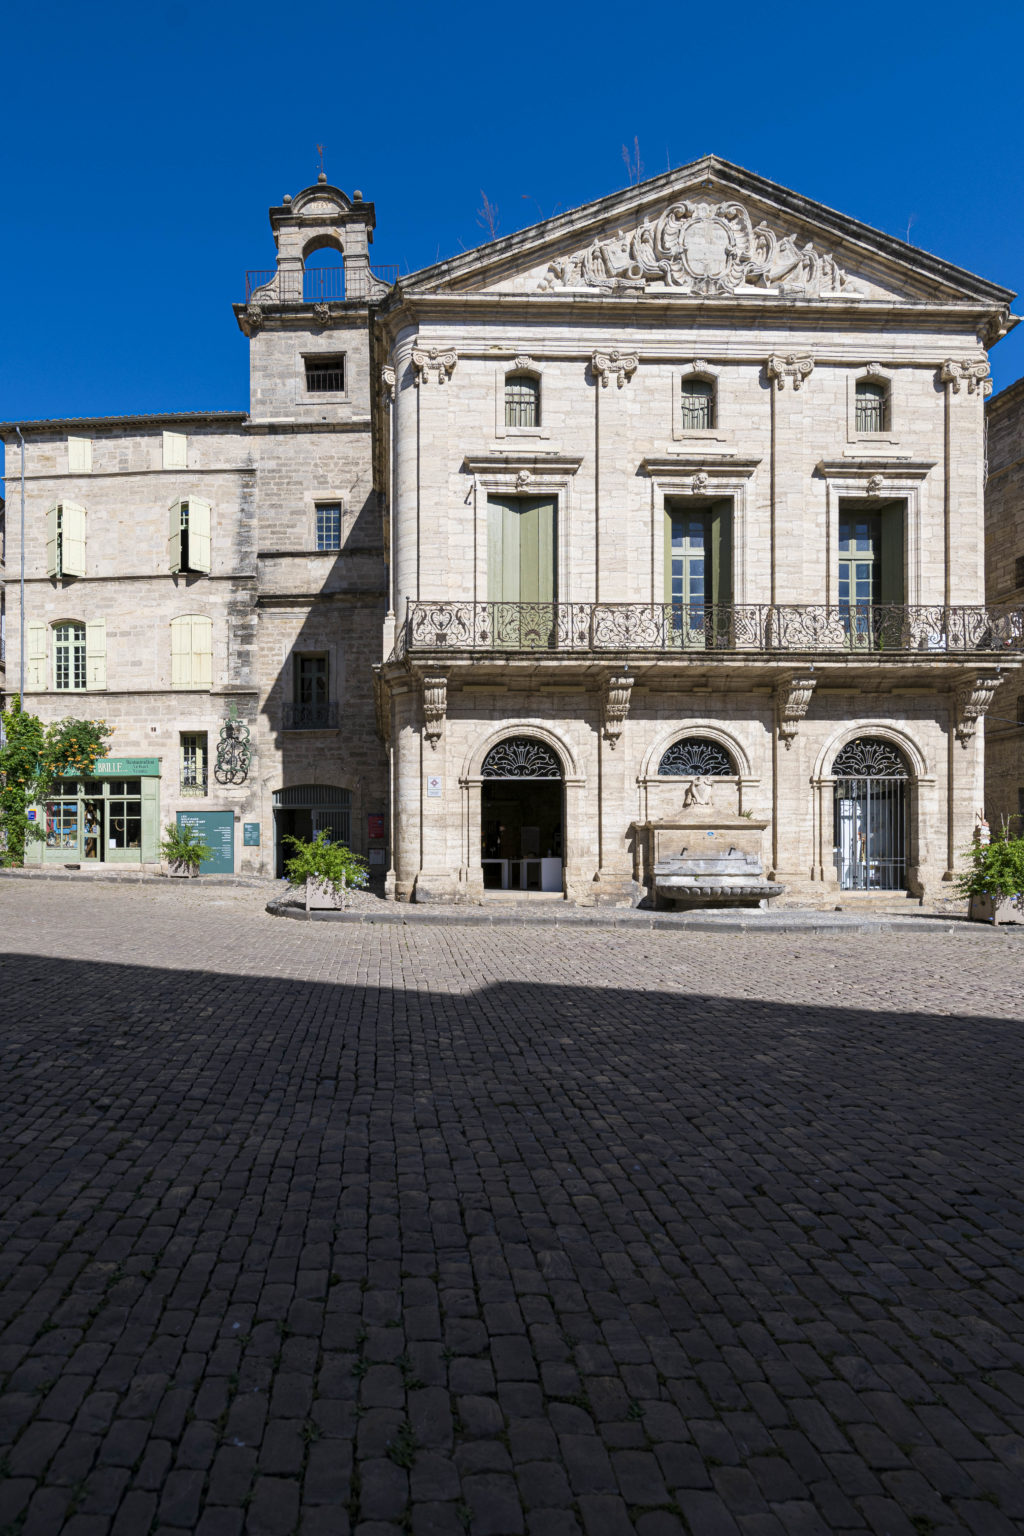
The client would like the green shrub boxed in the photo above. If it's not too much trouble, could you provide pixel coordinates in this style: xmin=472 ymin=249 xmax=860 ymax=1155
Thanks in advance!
xmin=160 ymin=821 xmax=213 ymax=871
xmin=284 ymin=831 xmax=368 ymax=893
xmin=955 ymin=834 xmax=1024 ymax=915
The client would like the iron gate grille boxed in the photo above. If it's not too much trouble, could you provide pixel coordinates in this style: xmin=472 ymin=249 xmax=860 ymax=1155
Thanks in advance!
xmin=832 ymin=738 xmax=908 ymax=892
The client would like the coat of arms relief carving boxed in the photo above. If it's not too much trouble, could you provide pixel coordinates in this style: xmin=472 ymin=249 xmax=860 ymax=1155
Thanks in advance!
xmin=538 ymin=199 xmax=865 ymax=297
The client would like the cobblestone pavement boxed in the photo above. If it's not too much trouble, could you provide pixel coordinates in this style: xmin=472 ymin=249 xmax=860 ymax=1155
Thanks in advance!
xmin=1 ymin=884 xmax=1023 ymax=1536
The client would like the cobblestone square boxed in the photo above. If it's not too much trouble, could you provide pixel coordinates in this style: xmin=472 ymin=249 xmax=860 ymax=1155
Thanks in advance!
xmin=1 ymin=883 xmax=1023 ymax=1536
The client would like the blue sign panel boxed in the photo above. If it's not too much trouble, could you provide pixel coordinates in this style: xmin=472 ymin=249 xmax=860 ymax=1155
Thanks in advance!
xmin=177 ymin=811 xmax=235 ymax=874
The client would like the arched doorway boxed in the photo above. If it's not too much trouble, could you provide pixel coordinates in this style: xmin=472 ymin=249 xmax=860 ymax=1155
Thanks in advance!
xmin=480 ymin=737 xmax=563 ymax=892
xmin=273 ymin=784 xmax=351 ymax=877
xmin=832 ymin=738 xmax=909 ymax=891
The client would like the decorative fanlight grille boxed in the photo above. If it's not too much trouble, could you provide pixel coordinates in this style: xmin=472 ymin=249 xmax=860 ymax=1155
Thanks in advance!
xmin=481 ymin=738 xmax=562 ymax=779
xmin=658 ymin=738 xmax=735 ymax=776
xmin=831 ymin=737 xmax=908 ymax=778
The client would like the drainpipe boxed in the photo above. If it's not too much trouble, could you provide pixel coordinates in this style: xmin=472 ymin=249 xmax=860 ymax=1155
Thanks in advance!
xmin=15 ymin=426 xmax=25 ymax=701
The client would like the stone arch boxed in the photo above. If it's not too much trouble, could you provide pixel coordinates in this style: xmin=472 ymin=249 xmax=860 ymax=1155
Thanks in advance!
xmin=462 ymin=722 xmax=584 ymax=784
xmin=302 ymin=232 xmax=345 ymax=261
xmin=639 ymin=722 xmax=752 ymax=782
xmin=812 ymin=722 xmax=928 ymax=783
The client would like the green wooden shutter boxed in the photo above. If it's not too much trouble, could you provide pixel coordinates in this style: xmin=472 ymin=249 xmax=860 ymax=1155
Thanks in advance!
xmin=85 ymin=619 xmax=106 ymax=689
xmin=27 ymin=622 xmax=48 ymax=689
xmin=192 ymin=617 xmax=213 ymax=689
xmin=163 ymin=431 xmax=187 ymax=470
xmin=664 ymin=510 xmax=676 ymax=605
xmin=46 ymin=505 xmax=59 ymax=577
xmin=188 ymin=497 xmax=212 ymax=573
xmin=168 ymin=500 xmax=183 ymax=573
xmin=520 ymin=497 xmax=555 ymax=602
xmin=171 ymin=616 xmax=190 ymax=687
xmin=141 ymin=775 xmax=161 ymax=863
xmin=879 ymin=503 xmax=905 ymax=605
xmin=61 ymin=502 xmax=87 ymax=578
xmin=710 ymin=501 xmax=733 ymax=609
xmin=68 ymin=436 xmax=92 ymax=473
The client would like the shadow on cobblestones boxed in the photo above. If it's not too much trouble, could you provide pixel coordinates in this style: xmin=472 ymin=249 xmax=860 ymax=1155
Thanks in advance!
xmin=1 ymin=949 xmax=1023 ymax=1536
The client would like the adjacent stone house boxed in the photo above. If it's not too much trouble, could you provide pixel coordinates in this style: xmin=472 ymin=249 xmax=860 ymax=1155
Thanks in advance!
xmin=984 ymin=375 xmax=1024 ymax=833
xmin=375 ymin=156 xmax=1021 ymax=903
xmin=2 ymin=157 xmax=1021 ymax=895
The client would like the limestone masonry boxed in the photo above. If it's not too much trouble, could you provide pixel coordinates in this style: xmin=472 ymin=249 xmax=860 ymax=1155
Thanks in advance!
xmin=2 ymin=156 xmax=1022 ymax=896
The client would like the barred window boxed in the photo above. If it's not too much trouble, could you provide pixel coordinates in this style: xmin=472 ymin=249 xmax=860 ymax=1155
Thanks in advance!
xmin=305 ymin=354 xmax=345 ymax=393
xmin=55 ymin=622 xmax=87 ymax=691
xmin=681 ymin=378 xmax=714 ymax=431
xmin=181 ymin=732 xmax=208 ymax=795
xmin=316 ymin=503 xmax=342 ymax=551
xmin=855 ymin=380 xmax=888 ymax=433
xmin=505 ymin=374 xmax=539 ymax=429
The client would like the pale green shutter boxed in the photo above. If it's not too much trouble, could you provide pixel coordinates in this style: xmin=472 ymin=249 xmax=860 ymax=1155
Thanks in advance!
xmin=27 ymin=622 xmax=48 ymax=689
xmin=487 ymin=495 xmax=520 ymax=603
xmin=188 ymin=497 xmax=212 ymax=573
xmin=46 ymin=505 xmax=59 ymax=577
xmin=61 ymin=502 xmax=87 ymax=578
xmin=163 ymin=431 xmax=187 ymax=469
xmin=522 ymin=497 xmax=555 ymax=603
xmin=141 ymin=775 xmax=161 ymax=863
xmin=171 ymin=616 xmax=190 ymax=687
xmin=192 ymin=617 xmax=213 ymax=689
xmin=710 ymin=502 xmax=733 ymax=609
xmin=879 ymin=504 xmax=905 ymax=606
xmin=664 ymin=510 xmax=675 ymax=605
xmin=85 ymin=619 xmax=106 ymax=689
xmin=68 ymin=436 xmax=92 ymax=473
xmin=168 ymin=500 xmax=183 ymax=573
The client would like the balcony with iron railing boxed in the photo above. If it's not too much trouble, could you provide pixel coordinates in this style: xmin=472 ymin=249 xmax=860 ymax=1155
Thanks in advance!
xmin=393 ymin=601 xmax=1024 ymax=660
xmin=282 ymin=701 xmax=340 ymax=730
xmin=245 ymin=265 xmax=399 ymax=304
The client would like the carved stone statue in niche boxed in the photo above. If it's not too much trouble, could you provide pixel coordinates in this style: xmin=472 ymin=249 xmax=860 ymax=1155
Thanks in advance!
xmin=683 ymin=775 xmax=714 ymax=809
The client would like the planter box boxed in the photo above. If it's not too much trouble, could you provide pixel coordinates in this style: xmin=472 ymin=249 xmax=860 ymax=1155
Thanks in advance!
xmin=168 ymin=861 xmax=199 ymax=879
xmin=305 ymin=876 xmax=346 ymax=911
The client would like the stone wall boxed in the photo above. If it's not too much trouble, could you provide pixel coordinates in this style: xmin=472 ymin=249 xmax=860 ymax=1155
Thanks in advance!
xmin=984 ymin=375 xmax=1024 ymax=832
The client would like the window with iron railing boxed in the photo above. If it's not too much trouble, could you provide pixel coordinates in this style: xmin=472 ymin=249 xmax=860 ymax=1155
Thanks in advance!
xmin=855 ymin=380 xmax=888 ymax=433
xmin=681 ymin=378 xmax=715 ymax=431
xmin=316 ymin=503 xmax=342 ymax=551
xmin=180 ymin=732 xmax=208 ymax=795
xmin=505 ymin=374 xmax=540 ymax=428
xmin=305 ymin=355 xmax=346 ymax=393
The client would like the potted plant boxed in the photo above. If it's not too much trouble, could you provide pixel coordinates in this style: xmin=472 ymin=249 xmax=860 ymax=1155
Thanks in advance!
xmin=956 ymin=831 xmax=1024 ymax=924
xmin=284 ymin=830 xmax=369 ymax=911
xmin=161 ymin=820 xmax=213 ymax=878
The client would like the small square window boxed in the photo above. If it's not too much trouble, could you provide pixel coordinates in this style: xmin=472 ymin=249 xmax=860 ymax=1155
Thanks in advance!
xmin=305 ymin=355 xmax=345 ymax=393
xmin=316 ymin=504 xmax=342 ymax=551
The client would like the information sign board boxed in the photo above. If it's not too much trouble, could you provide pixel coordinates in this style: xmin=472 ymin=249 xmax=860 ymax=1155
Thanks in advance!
xmin=367 ymin=813 xmax=385 ymax=840
xmin=93 ymin=758 xmax=161 ymax=776
xmin=243 ymin=822 xmax=261 ymax=847
xmin=177 ymin=811 xmax=235 ymax=873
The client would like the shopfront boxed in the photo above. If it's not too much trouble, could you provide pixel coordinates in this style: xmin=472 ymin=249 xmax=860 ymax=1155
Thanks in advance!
xmin=32 ymin=757 xmax=161 ymax=866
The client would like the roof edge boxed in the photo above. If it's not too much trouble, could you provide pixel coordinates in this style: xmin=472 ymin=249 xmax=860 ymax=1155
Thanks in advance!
xmin=0 ymin=409 xmax=249 ymax=435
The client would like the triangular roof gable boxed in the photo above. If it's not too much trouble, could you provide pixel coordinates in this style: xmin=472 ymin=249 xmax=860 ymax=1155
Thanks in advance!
xmin=399 ymin=156 xmax=1014 ymax=308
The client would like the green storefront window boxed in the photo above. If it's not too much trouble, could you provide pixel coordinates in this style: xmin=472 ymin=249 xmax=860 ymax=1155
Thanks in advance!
xmin=36 ymin=770 xmax=159 ymax=865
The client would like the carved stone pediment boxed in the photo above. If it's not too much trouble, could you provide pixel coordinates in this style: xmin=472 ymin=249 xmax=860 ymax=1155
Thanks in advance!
xmin=539 ymin=199 xmax=865 ymax=299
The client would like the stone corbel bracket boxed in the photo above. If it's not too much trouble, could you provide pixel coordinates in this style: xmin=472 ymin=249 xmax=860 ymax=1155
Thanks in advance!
xmin=602 ymin=674 xmax=633 ymax=748
xmin=381 ymin=365 xmax=396 ymax=404
xmin=312 ymin=302 xmax=333 ymax=329
xmin=766 ymin=353 xmax=815 ymax=391
xmin=940 ymin=358 xmax=991 ymax=396
xmin=422 ymin=675 xmax=448 ymax=748
xmin=954 ymin=674 xmax=1001 ymax=746
xmin=412 ymin=347 xmax=458 ymax=386
xmin=775 ymin=674 xmax=817 ymax=749
xmin=591 ymin=350 xmax=638 ymax=388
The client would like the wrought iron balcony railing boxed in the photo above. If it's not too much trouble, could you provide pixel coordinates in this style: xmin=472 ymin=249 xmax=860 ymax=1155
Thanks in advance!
xmin=244 ymin=265 xmax=399 ymax=304
xmin=394 ymin=602 xmax=1024 ymax=659
xmin=282 ymin=701 xmax=340 ymax=730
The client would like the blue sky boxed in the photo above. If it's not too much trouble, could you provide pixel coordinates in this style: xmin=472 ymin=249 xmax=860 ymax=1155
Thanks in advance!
xmin=2 ymin=0 xmax=1023 ymax=473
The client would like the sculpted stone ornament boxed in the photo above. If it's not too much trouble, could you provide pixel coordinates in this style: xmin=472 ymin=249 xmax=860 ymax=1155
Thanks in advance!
xmin=514 ymin=470 xmax=532 ymax=490
xmin=512 ymin=355 xmax=538 ymax=372
xmin=422 ymin=676 xmax=447 ymax=748
xmin=540 ymin=199 xmax=863 ymax=297
xmin=243 ymin=302 xmax=265 ymax=334
xmin=683 ymin=775 xmax=715 ymax=809
xmin=766 ymin=354 xmax=815 ymax=391
xmin=940 ymin=359 xmax=991 ymax=395
xmin=312 ymin=302 xmax=332 ymax=327
xmin=602 ymin=674 xmax=633 ymax=749
xmin=867 ymin=475 xmax=885 ymax=497
xmin=954 ymin=675 xmax=1001 ymax=745
xmin=775 ymin=675 xmax=817 ymax=750
xmin=691 ymin=472 xmax=709 ymax=495
xmin=381 ymin=365 xmax=396 ymax=404
xmin=591 ymin=350 xmax=638 ymax=388
xmin=412 ymin=347 xmax=457 ymax=386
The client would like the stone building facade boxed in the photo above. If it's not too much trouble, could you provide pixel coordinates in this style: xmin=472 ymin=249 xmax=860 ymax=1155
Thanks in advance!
xmin=375 ymin=156 xmax=1022 ymax=903
xmin=2 ymin=158 xmax=1021 ymax=895
xmin=984 ymin=374 xmax=1024 ymax=833
xmin=0 ymin=179 xmax=389 ymax=874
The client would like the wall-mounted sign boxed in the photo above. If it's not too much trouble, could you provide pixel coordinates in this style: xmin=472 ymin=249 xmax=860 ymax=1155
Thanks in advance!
xmin=177 ymin=811 xmax=235 ymax=874
xmin=427 ymin=775 xmax=442 ymax=799
xmin=94 ymin=757 xmax=161 ymax=776
xmin=27 ymin=809 xmax=37 ymax=822
xmin=368 ymin=812 xmax=386 ymax=840
xmin=243 ymin=822 xmax=261 ymax=847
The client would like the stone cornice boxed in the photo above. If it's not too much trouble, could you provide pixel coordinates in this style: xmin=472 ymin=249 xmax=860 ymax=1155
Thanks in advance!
xmin=641 ymin=455 xmax=761 ymax=476
xmin=816 ymin=458 xmax=937 ymax=478
xmin=462 ymin=452 xmax=583 ymax=475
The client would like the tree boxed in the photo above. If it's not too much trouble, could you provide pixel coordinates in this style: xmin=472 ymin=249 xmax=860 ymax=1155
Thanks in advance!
xmin=0 ymin=699 xmax=112 ymax=867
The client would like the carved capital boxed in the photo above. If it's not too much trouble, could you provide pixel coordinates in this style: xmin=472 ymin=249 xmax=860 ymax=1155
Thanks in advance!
xmin=591 ymin=350 xmax=638 ymax=388
xmin=940 ymin=358 xmax=990 ymax=395
xmin=422 ymin=675 xmax=447 ymax=748
xmin=602 ymin=674 xmax=633 ymax=749
xmin=954 ymin=675 xmax=1001 ymax=746
xmin=412 ymin=346 xmax=457 ymax=386
xmin=766 ymin=354 xmax=814 ymax=391
xmin=381 ymin=364 xmax=396 ymax=404
xmin=775 ymin=675 xmax=817 ymax=750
